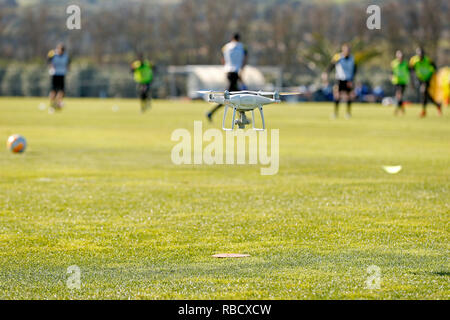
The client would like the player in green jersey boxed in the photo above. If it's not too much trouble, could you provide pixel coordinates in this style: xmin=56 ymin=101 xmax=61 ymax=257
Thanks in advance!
xmin=131 ymin=54 xmax=154 ymax=113
xmin=391 ymin=50 xmax=410 ymax=115
xmin=409 ymin=47 xmax=442 ymax=117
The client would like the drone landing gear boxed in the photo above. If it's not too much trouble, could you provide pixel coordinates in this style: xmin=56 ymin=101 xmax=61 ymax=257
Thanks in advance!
xmin=251 ymin=106 xmax=265 ymax=131
xmin=222 ymin=105 xmax=265 ymax=131
xmin=235 ymin=111 xmax=250 ymax=129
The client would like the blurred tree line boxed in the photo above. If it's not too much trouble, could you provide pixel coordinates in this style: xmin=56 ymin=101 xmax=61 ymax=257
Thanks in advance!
xmin=0 ymin=0 xmax=448 ymax=97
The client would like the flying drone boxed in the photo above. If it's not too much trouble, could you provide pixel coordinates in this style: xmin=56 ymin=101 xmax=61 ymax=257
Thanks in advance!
xmin=198 ymin=90 xmax=298 ymax=131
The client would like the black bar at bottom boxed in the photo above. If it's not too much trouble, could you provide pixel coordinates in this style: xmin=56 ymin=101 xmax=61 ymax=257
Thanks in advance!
xmin=0 ymin=300 xmax=443 ymax=319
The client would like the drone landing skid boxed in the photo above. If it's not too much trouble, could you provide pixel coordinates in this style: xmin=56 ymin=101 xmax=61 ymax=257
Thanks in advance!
xmin=252 ymin=106 xmax=265 ymax=131
xmin=222 ymin=105 xmax=265 ymax=131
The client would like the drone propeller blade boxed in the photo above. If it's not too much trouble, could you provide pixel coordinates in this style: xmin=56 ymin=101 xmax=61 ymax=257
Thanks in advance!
xmin=229 ymin=90 xmax=273 ymax=95
xmin=257 ymin=91 xmax=278 ymax=95
xmin=229 ymin=91 xmax=252 ymax=94
xmin=197 ymin=90 xmax=225 ymax=95
xmin=198 ymin=90 xmax=299 ymax=96
xmin=229 ymin=90 xmax=300 ymax=96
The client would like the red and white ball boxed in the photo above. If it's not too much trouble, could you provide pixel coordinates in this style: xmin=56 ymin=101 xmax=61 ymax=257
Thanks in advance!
xmin=7 ymin=134 xmax=27 ymax=153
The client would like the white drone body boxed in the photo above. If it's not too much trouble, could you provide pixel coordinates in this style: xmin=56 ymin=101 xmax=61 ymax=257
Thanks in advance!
xmin=199 ymin=90 xmax=296 ymax=131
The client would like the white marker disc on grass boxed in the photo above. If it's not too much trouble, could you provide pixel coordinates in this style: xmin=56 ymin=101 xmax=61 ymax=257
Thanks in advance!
xmin=382 ymin=166 xmax=402 ymax=174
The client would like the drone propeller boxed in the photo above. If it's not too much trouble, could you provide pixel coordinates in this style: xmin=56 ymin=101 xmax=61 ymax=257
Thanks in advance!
xmin=224 ymin=90 xmax=230 ymax=103
xmin=274 ymin=91 xmax=280 ymax=101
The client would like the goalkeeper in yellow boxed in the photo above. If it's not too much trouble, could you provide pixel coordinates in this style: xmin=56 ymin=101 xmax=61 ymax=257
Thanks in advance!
xmin=131 ymin=54 xmax=154 ymax=113
xmin=409 ymin=47 xmax=442 ymax=117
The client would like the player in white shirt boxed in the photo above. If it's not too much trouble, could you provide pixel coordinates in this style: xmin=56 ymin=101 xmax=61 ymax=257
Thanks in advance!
xmin=47 ymin=43 xmax=70 ymax=111
xmin=206 ymin=33 xmax=248 ymax=121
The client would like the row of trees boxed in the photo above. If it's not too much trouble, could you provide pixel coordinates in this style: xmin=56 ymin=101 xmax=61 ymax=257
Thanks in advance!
xmin=0 ymin=0 xmax=448 ymax=94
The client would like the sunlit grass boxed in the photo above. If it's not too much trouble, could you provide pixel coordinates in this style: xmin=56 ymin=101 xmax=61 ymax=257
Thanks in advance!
xmin=0 ymin=97 xmax=448 ymax=299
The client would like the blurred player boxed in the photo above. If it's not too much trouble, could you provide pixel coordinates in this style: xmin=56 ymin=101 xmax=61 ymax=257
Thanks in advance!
xmin=323 ymin=44 xmax=357 ymax=119
xmin=206 ymin=33 xmax=248 ymax=122
xmin=409 ymin=47 xmax=442 ymax=117
xmin=47 ymin=43 xmax=70 ymax=111
xmin=131 ymin=54 xmax=154 ymax=113
xmin=391 ymin=50 xmax=410 ymax=115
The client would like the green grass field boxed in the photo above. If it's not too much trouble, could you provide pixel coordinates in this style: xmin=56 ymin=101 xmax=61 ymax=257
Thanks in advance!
xmin=0 ymin=97 xmax=448 ymax=299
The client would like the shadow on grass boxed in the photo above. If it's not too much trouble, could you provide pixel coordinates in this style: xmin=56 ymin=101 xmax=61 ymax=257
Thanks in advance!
xmin=412 ymin=271 xmax=449 ymax=277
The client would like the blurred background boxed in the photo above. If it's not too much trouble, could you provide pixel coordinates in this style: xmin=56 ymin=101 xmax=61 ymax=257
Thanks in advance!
xmin=0 ymin=0 xmax=448 ymax=101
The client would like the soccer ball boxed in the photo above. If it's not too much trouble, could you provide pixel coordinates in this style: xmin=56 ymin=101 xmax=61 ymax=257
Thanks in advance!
xmin=7 ymin=134 xmax=27 ymax=153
